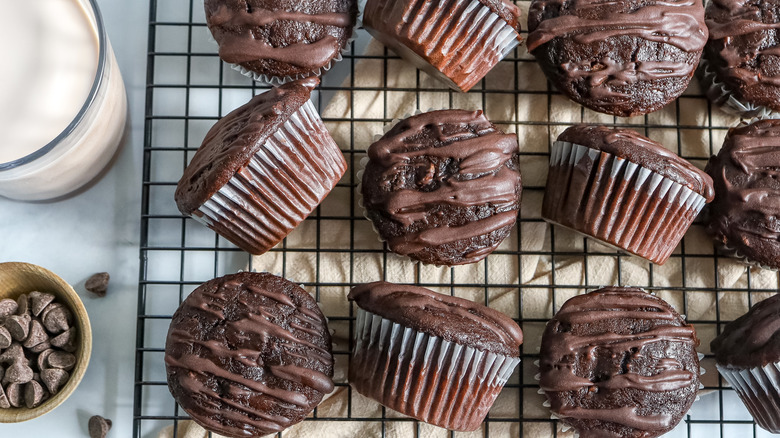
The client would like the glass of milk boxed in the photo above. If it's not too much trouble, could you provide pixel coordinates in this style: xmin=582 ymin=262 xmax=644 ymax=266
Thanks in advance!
xmin=0 ymin=0 xmax=128 ymax=201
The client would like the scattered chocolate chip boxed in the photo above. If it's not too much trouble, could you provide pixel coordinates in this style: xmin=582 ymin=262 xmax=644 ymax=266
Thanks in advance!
xmin=50 ymin=328 xmax=77 ymax=353
xmin=5 ymin=383 xmax=22 ymax=407
xmin=41 ymin=303 xmax=71 ymax=334
xmin=88 ymin=415 xmax=112 ymax=438
xmin=85 ymin=273 xmax=110 ymax=297
xmin=0 ymin=299 xmax=18 ymax=317
xmin=4 ymin=362 xmax=34 ymax=384
xmin=0 ymin=384 xmax=9 ymax=409
xmin=24 ymin=380 xmax=46 ymax=408
xmin=29 ymin=341 xmax=52 ymax=354
xmin=0 ymin=343 xmax=25 ymax=365
xmin=22 ymin=320 xmax=48 ymax=349
xmin=41 ymin=368 xmax=69 ymax=395
xmin=28 ymin=292 xmax=55 ymax=317
xmin=15 ymin=294 xmax=29 ymax=316
xmin=47 ymin=351 xmax=76 ymax=371
xmin=5 ymin=314 xmax=31 ymax=342
xmin=0 ymin=326 xmax=12 ymax=349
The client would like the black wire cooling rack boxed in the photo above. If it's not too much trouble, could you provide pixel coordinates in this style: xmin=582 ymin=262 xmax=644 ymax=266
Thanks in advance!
xmin=134 ymin=0 xmax=780 ymax=437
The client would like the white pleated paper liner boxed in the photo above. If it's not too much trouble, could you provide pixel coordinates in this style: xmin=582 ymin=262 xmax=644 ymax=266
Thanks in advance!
xmin=542 ymin=140 xmax=708 ymax=265
xmin=349 ymin=308 xmax=521 ymax=431
xmin=192 ymin=100 xmax=347 ymax=255
xmin=698 ymin=57 xmax=778 ymax=120
xmin=717 ymin=363 xmax=780 ymax=433
xmin=362 ymin=0 xmax=520 ymax=92
xmin=534 ymin=353 xmax=706 ymax=437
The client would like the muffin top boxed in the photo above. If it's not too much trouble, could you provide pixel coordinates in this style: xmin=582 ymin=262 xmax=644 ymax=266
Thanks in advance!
xmin=558 ymin=125 xmax=714 ymax=200
xmin=361 ymin=109 xmax=522 ymax=266
xmin=704 ymin=0 xmax=780 ymax=112
xmin=705 ymin=119 xmax=780 ymax=269
xmin=165 ymin=272 xmax=333 ymax=437
xmin=348 ymin=281 xmax=523 ymax=357
xmin=175 ymin=77 xmax=317 ymax=215
xmin=526 ymin=0 xmax=708 ymax=116
xmin=540 ymin=287 xmax=701 ymax=438
xmin=711 ymin=293 xmax=780 ymax=368
xmin=204 ymin=0 xmax=357 ymax=79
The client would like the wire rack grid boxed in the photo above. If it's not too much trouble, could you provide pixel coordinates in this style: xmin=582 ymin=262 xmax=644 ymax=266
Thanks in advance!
xmin=135 ymin=0 xmax=779 ymax=437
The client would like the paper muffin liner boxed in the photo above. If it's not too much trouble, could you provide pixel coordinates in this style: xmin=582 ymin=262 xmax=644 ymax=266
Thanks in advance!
xmin=699 ymin=57 xmax=777 ymax=119
xmin=349 ymin=307 xmax=520 ymax=431
xmin=535 ymin=353 xmax=705 ymax=436
xmin=192 ymin=100 xmax=347 ymax=255
xmin=206 ymin=16 xmax=360 ymax=86
xmin=542 ymin=141 xmax=708 ymax=265
xmin=717 ymin=363 xmax=780 ymax=433
xmin=362 ymin=0 xmax=520 ymax=92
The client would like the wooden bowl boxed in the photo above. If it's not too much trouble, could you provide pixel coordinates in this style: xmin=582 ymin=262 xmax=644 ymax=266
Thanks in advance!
xmin=0 ymin=262 xmax=92 ymax=422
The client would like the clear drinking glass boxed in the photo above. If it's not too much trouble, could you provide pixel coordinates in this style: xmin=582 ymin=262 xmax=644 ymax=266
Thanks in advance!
xmin=0 ymin=0 xmax=127 ymax=201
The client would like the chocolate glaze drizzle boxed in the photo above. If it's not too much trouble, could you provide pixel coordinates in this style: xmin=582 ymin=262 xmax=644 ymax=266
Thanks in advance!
xmin=205 ymin=1 xmax=355 ymax=72
xmin=540 ymin=287 xmax=700 ymax=438
xmin=165 ymin=272 xmax=334 ymax=437
xmin=349 ymin=281 xmax=523 ymax=356
xmin=705 ymin=119 xmax=780 ymax=269
xmin=711 ymin=293 xmax=780 ymax=368
xmin=362 ymin=110 xmax=522 ymax=266
xmin=526 ymin=0 xmax=707 ymax=115
xmin=705 ymin=0 xmax=780 ymax=92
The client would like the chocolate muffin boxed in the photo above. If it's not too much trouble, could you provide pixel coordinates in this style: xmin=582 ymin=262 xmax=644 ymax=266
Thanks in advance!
xmin=175 ymin=77 xmax=347 ymax=256
xmin=165 ymin=272 xmax=334 ymax=437
xmin=705 ymin=119 xmax=780 ymax=269
xmin=539 ymin=287 xmax=701 ymax=438
xmin=542 ymin=125 xmax=714 ymax=265
xmin=363 ymin=0 xmax=522 ymax=92
xmin=701 ymin=0 xmax=780 ymax=117
xmin=527 ymin=0 xmax=708 ymax=116
xmin=711 ymin=293 xmax=780 ymax=433
xmin=204 ymin=0 xmax=358 ymax=82
xmin=361 ymin=109 xmax=522 ymax=266
xmin=349 ymin=281 xmax=522 ymax=431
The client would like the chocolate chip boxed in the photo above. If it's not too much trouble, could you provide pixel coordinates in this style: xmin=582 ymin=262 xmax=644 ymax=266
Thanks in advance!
xmin=0 ymin=343 xmax=25 ymax=365
xmin=28 ymin=292 xmax=55 ymax=317
xmin=22 ymin=320 xmax=48 ymax=349
xmin=5 ymin=314 xmax=31 ymax=341
xmin=0 ymin=326 xmax=12 ymax=349
xmin=41 ymin=303 xmax=72 ymax=334
xmin=85 ymin=273 xmax=110 ymax=297
xmin=5 ymin=383 xmax=22 ymax=407
xmin=15 ymin=294 xmax=29 ymax=316
xmin=47 ymin=351 xmax=76 ymax=371
xmin=88 ymin=415 xmax=112 ymax=438
xmin=0 ymin=384 xmax=9 ymax=409
xmin=29 ymin=341 xmax=52 ymax=354
xmin=41 ymin=368 xmax=69 ymax=395
xmin=37 ymin=349 xmax=53 ymax=371
xmin=24 ymin=380 xmax=46 ymax=408
xmin=4 ymin=362 xmax=34 ymax=384
xmin=50 ymin=327 xmax=77 ymax=353
xmin=0 ymin=299 xmax=18 ymax=318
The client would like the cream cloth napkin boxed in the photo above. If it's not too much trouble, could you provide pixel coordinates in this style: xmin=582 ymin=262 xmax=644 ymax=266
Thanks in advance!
xmin=160 ymin=25 xmax=776 ymax=438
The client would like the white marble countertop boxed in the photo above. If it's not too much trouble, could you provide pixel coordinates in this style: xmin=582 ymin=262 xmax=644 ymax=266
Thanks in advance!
xmin=0 ymin=0 xmax=148 ymax=435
